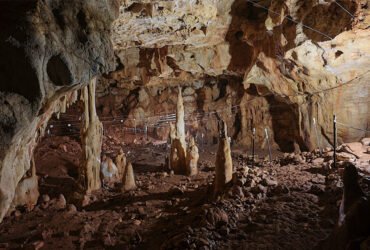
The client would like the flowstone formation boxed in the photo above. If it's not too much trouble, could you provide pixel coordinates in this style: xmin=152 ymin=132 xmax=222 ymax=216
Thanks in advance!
xmin=214 ymin=120 xmax=233 ymax=196
xmin=80 ymin=79 xmax=103 ymax=193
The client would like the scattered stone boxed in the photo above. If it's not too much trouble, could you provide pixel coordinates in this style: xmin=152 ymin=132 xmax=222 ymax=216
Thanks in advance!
xmin=54 ymin=194 xmax=67 ymax=210
xmin=66 ymin=204 xmax=77 ymax=213
xmin=312 ymin=158 xmax=324 ymax=165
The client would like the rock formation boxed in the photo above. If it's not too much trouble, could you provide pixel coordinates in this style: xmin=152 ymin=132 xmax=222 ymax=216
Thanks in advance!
xmin=100 ymin=155 xmax=119 ymax=187
xmin=122 ymin=162 xmax=136 ymax=192
xmin=214 ymin=120 xmax=233 ymax=196
xmin=8 ymin=157 xmax=39 ymax=214
xmin=169 ymin=88 xmax=187 ymax=175
xmin=115 ymin=149 xmax=127 ymax=179
xmin=0 ymin=0 xmax=118 ymax=222
xmin=320 ymin=162 xmax=370 ymax=249
xmin=79 ymin=79 xmax=103 ymax=193
xmin=186 ymin=137 xmax=199 ymax=176
xmin=96 ymin=0 xmax=370 ymax=154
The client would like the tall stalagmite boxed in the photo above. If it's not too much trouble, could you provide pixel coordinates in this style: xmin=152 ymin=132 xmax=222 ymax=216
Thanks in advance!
xmin=186 ymin=137 xmax=199 ymax=176
xmin=80 ymin=78 xmax=103 ymax=193
xmin=214 ymin=120 xmax=233 ymax=196
xmin=170 ymin=88 xmax=187 ymax=175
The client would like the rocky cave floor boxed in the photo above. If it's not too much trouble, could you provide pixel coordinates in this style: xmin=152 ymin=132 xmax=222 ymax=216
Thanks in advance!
xmin=1 ymin=136 xmax=370 ymax=250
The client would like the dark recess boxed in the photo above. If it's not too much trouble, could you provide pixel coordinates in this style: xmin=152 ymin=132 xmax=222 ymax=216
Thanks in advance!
xmin=47 ymin=55 xmax=73 ymax=86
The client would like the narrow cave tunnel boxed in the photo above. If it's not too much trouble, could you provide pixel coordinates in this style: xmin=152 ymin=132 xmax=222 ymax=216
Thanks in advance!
xmin=1 ymin=0 xmax=370 ymax=249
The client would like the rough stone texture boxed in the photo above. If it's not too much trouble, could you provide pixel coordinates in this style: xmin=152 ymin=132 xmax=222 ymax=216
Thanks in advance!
xmin=115 ymin=148 xmax=127 ymax=179
xmin=8 ymin=158 xmax=39 ymax=214
xmin=0 ymin=0 xmax=118 ymax=221
xmin=214 ymin=121 xmax=233 ymax=195
xmin=170 ymin=88 xmax=187 ymax=175
xmin=80 ymin=79 xmax=103 ymax=193
xmin=186 ymin=137 xmax=199 ymax=176
xmin=97 ymin=0 xmax=370 ymax=154
xmin=122 ymin=162 xmax=137 ymax=192
xmin=100 ymin=155 xmax=119 ymax=187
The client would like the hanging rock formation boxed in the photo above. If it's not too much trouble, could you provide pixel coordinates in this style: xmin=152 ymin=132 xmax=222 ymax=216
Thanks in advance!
xmin=122 ymin=162 xmax=136 ymax=192
xmin=0 ymin=0 xmax=118 ymax=222
xmin=186 ymin=137 xmax=199 ymax=176
xmin=214 ymin=120 xmax=233 ymax=196
xmin=170 ymin=88 xmax=187 ymax=175
xmin=80 ymin=79 xmax=104 ymax=193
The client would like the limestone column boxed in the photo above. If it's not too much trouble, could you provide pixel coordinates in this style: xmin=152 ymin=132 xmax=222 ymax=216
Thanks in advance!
xmin=186 ymin=137 xmax=199 ymax=176
xmin=79 ymin=78 xmax=103 ymax=193
xmin=170 ymin=87 xmax=187 ymax=174
xmin=214 ymin=120 xmax=233 ymax=196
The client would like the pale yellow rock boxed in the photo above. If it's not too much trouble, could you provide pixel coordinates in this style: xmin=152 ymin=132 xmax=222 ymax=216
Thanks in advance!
xmin=122 ymin=162 xmax=137 ymax=192
xmin=186 ymin=137 xmax=199 ymax=176
xmin=170 ymin=88 xmax=187 ymax=175
xmin=115 ymin=149 xmax=127 ymax=179
xmin=100 ymin=155 xmax=119 ymax=186
xmin=214 ymin=121 xmax=233 ymax=196
xmin=8 ymin=158 xmax=39 ymax=214
xmin=80 ymin=78 xmax=103 ymax=193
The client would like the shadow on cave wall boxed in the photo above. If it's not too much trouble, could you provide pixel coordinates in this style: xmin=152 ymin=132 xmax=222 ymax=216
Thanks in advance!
xmin=225 ymin=0 xmax=266 ymax=74
xmin=0 ymin=1 xmax=41 ymax=103
xmin=302 ymin=0 xmax=357 ymax=42
xmin=266 ymin=95 xmax=309 ymax=153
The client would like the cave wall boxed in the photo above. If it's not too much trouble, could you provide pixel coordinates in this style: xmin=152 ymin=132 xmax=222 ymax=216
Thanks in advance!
xmin=0 ymin=0 xmax=119 ymax=222
xmin=101 ymin=0 xmax=370 ymax=152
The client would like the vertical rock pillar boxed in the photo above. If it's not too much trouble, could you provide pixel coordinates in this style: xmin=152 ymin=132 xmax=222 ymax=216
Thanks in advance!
xmin=186 ymin=137 xmax=199 ymax=176
xmin=214 ymin=120 xmax=233 ymax=196
xmin=79 ymin=78 xmax=103 ymax=193
xmin=170 ymin=87 xmax=187 ymax=174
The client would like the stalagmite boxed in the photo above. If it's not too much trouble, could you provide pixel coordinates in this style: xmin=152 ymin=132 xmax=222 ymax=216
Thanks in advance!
xmin=214 ymin=120 xmax=233 ymax=196
xmin=8 ymin=157 xmax=39 ymax=214
xmin=122 ymin=162 xmax=136 ymax=192
xmin=79 ymin=78 xmax=103 ymax=193
xmin=170 ymin=88 xmax=187 ymax=175
xmin=186 ymin=137 xmax=199 ymax=176
xmin=100 ymin=155 xmax=119 ymax=187
xmin=115 ymin=149 xmax=127 ymax=179
xmin=176 ymin=87 xmax=186 ymax=144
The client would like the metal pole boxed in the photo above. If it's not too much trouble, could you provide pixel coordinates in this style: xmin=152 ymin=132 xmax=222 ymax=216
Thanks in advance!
xmin=313 ymin=118 xmax=322 ymax=155
xmin=252 ymin=128 xmax=256 ymax=168
xmin=265 ymin=128 xmax=272 ymax=163
xmin=333 ymin=114 xmax=337 ymax=168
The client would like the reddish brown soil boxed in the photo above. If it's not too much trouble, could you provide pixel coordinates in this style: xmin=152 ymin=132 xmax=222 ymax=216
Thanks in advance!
xmin=0 ymin=135 xmax=353 ymax=250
